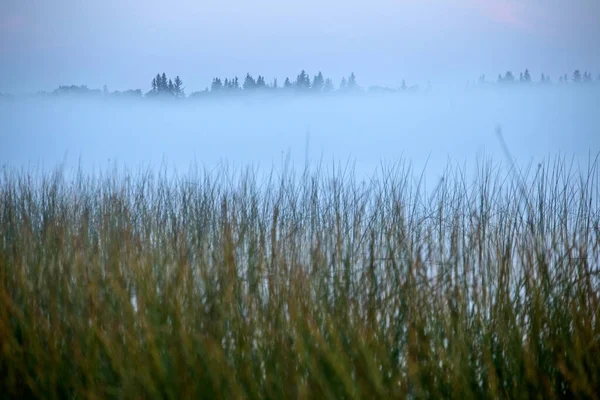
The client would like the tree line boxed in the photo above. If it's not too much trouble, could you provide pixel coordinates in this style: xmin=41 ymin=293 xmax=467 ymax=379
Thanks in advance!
xmin=165 ymin=70 xmax=360 ymax=98
xmin=478 ymin=69 xmax=598 ymax=85
xmin=18 ymin=68 xmax=600 ymax=99
xmin=149 ymin=73 xmax=184 ymax=97
xmin=135 ymin=68 xmax=600 ymax=97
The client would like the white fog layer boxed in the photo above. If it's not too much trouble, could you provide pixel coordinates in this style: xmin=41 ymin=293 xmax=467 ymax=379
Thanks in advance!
xmin=1 ymin=87 xmax=598 ymax=182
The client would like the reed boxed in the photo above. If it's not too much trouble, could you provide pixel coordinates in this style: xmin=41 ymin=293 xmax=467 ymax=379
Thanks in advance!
xmin=1 ymin=156 xmax=598 ymax=399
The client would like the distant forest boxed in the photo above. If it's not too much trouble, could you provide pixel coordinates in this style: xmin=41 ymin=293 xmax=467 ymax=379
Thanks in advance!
xmin=2 ymin=68 xmax=599 ymax=99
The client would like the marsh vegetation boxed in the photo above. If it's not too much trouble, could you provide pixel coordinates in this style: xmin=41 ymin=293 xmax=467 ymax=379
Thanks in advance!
xmin=1 ymin=155 xmax=598 ymax=398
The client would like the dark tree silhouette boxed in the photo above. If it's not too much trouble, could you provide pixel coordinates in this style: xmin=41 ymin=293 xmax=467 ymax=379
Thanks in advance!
xmin=161 ymin=73 xmax=168 ymax=92
xmin=155 ymin=73 xmax=163 ymax=93
xmin=347 ymin=73 xmax=357 ymax=90
xmin=583 ymin=71 xmax=592 ymax=83
xmin=211 ymin=78 xmax=223 ymax=92
xmin=573 ymin=70 xmax=581 ymax=83
xmin=523 ymin=69 xmax=531 ymax=83
xmin=312 ymin=72 xmax=324 ymax=92
xmin=156 ymin=73 xmax=163 ymax=92
xmin=323 ymin=78 xmax=334 ymax=92
xmin=340 ymin=77 xmax=347 ymax=91
xmin=295 ymin=70 xmax=310 ymax=90
xmin=284 ymin=77 xmax=292 ymax=88
xmin=256 ymin=75 xmax=267 ymax=88
xmin=173 ymin=76 xmax=184 ymax=97
xmin=221 ymin=77 xmax=239 ymax=90
xmin=243 ymin=73 xmax=256 ymax=90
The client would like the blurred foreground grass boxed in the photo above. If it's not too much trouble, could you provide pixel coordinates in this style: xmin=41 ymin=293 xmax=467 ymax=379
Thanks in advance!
xmin=1 ymin=157 xmax=599 ymax=399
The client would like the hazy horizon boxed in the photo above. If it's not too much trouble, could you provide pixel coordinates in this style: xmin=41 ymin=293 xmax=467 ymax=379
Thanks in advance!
xmin=2 ymin=87 xmax=598 ymax=188
xmin=1 ymin=0 xmax=598 ymax=181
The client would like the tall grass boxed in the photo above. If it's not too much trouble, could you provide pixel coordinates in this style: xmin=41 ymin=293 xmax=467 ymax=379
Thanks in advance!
xmin=1 ymin=156 xmax=599 ymax=399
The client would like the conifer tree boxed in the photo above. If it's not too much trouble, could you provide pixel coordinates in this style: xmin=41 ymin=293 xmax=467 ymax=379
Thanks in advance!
xmin=523 ymin=69 xmax=531 ymax=82
xmin=347 ymin=72 xmax=357 ymax=90
xmin=212 ymin=78 xmax=223 ymax=92
xmin=256 ymin=76 xmax=266 ymax=88
xmin=323 ymin=78 xmax=334 ymax=92
xmin=284 ymin=77 xmax=292 ymax=88
xmin=243 ymin=73 xmax=256 ymax=90
xmin=295 ymin=70 xmax=310 ymax=90
xmin=583 ymin=71 xmax=592 ymax=83
xmin=340 ymin=77 xmax=347 ymax=91
xmin=161 ymin=73 xmax=168 ymax=92
xmin=312 ymin=72 xmax=324 ymax=92
xmin=155 ymin=73 xmax=162 ymax=93
xmin=174 ymin=76 xmax=184 ymax=97
xmin=573 ymin=70 xmax=581 ymax=83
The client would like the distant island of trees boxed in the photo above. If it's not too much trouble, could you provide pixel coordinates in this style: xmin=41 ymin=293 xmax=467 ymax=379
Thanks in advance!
xmin=479 ymin=68 xmax=597 ymax=86
xmin=1 ymin=68 xmax=598 ymax=100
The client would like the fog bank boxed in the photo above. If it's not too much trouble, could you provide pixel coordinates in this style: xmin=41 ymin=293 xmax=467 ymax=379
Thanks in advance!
xmin=1 ymin=87 xmax=598 ymax=185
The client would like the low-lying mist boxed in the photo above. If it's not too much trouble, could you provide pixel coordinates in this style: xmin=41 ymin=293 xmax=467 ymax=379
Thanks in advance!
xmin=1 ymin=86 xmax=598 ymax=183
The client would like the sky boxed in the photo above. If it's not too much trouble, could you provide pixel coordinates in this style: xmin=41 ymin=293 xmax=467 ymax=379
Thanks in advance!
xmin=0 ymin=0 xmax=599 ymax=93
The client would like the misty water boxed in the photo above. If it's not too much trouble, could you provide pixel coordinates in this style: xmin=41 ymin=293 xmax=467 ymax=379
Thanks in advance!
xmin=1 ymin=86 xmax=599 ymax=185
